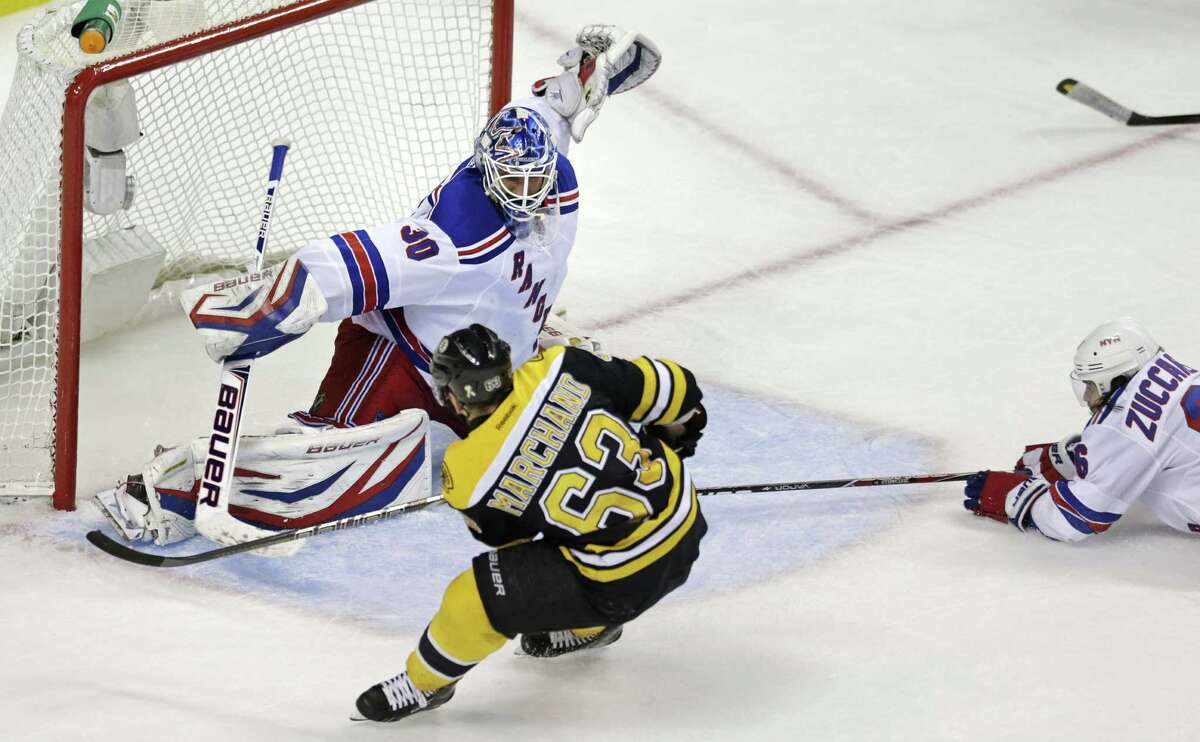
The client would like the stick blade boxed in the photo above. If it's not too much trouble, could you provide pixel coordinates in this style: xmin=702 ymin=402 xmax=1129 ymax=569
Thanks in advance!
xmin=1053 ymin=77 xmax=1134 ymax=124
xmin=86 ymin=530 xmax=170 ymax=567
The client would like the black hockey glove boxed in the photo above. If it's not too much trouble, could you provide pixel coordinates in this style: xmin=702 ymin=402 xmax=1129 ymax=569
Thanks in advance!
xmin=647 ymin=404 xmax=707 ymax=459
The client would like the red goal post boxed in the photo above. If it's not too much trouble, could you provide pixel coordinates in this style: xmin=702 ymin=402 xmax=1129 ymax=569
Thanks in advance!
xmin=0 ymin=0 xmax=513 ymax=510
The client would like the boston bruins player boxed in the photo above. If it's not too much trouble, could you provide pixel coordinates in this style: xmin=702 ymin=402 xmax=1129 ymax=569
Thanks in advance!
xmin=354 ymin=324 xmax=708 ymax=722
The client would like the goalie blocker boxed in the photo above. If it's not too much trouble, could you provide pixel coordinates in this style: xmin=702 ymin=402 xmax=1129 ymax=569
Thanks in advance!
xmin=96 ymin=409 xmax=432 ymax=547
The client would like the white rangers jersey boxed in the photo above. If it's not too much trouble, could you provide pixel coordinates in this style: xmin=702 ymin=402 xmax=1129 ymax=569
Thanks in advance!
xmin=1028 ymin=350 xmax=1200 ymax=541
xmin=294 ymin=97 xmax=578 ymax=382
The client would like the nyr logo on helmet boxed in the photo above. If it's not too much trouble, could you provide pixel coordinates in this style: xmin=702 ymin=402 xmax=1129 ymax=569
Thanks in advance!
xmin=1098 ymin=335 xmax=1122 ymax=347
xmin=483 ymin=108 xmax=552 ymax=165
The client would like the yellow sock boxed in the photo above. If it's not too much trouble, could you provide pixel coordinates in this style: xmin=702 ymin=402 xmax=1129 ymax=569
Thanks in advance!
xmin=406 ymin=568 xmax=507 ymax=692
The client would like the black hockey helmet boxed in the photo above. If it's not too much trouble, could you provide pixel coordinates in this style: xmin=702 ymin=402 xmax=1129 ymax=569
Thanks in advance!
xmin=431 ymin=324 xmax=514 ymax=411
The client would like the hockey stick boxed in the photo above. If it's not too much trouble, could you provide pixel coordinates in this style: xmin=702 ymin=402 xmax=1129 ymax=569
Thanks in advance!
xmin=1056 ymin=78 xmax=1200 ymax=126
xmin=193 ymin=141 xmax=292 ymax=549
xmin=695 ymin=472 xmax=973 ymax=497
xmin=87 ymin=471 xmax=974 ymax=567
xmin=86 ymin=493 xmax=446 ymax=568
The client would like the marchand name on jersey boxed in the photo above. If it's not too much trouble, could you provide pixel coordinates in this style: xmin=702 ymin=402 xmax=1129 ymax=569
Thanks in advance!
xmin=486 ymin=373 xmax=591 ymax=517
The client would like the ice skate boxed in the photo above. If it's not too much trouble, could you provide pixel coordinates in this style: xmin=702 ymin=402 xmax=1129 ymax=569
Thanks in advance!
xmin=353 ymin=672 xmax=455 ymax=722
xmin=519 ymin=625 xmax=623 ymax=659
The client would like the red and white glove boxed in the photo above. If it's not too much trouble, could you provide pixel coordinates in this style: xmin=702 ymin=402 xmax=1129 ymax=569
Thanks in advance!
xmin=963 ymin=471 xmax=1050 ymax=531
xmin=1014 ymin=434 xmax=1081 ymax=483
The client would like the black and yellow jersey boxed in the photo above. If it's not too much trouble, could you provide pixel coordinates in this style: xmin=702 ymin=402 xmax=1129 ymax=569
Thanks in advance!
xmin=440 ymin=345 xmax=704 ymax=585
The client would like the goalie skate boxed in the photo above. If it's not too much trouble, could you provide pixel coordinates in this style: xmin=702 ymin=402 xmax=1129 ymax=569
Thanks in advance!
xmin=93 ymin=479 xmax=150 ymax=542
xmin=93 ymin=473 xmax=196 ymax=545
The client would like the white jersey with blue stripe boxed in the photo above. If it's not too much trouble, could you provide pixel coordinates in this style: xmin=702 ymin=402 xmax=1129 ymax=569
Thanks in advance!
xmin=294 ymin=99 xmax=579 ymax=381
xmin=1027 ymin=350 xmax=1200 ymax=541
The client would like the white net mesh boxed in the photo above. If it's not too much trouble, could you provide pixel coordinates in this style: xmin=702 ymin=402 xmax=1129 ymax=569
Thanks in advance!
xmin=0 ymin=0 xmax=498 ymax=494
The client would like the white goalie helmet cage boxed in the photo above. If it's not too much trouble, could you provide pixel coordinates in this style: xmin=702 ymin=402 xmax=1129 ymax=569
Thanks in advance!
xmin=474 ymin=106 xmax=557 ymax=223
xmin=1070 ymin=317 xmax=1161 ymax=407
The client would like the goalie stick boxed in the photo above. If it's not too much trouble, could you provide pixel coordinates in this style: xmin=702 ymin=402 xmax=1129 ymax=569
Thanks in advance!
xmin=193 ymin=141 xmax=293 ymax=550
xmin=1056 ymin=78 xmax=1200 ymax=126
xmin=87 ymin=493 xmax=446 ymax=567
xmin=87 ymin=471 xmax=973 ymax=567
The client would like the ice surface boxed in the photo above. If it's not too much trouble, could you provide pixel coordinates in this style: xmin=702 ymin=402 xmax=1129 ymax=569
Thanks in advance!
xmin=39 ymin=388 xmax=932 ymax=633
xmin=4 ymin=0 xmax=1200 ymax=740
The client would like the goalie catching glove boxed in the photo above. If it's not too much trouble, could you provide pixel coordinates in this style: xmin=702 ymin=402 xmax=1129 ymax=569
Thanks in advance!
xmin=532 ymin=24 xmax=662 ymax=143
xmin=181 ymin=256 xmax=327 ymax=362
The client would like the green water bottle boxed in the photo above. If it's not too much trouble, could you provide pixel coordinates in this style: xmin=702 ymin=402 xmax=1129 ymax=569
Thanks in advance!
xmin=71 ymin=0 xmax=123 ymax=54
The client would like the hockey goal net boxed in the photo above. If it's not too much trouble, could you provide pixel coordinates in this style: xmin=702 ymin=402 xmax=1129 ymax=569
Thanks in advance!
xmin=0 ymin=0 xmax=512 ymax=509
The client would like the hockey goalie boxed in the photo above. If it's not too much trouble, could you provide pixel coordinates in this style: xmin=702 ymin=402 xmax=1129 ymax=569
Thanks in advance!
xmin=95 ymin=25 xmax=664 ymax=547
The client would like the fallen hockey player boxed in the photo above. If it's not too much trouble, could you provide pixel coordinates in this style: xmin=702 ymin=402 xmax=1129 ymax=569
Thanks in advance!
xmin=964 ymin=318 xmax=1200 ymax=541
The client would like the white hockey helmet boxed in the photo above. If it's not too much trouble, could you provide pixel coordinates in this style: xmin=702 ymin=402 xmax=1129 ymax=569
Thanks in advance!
xmin=1070 ymin=318 xmax=1160 ymax=409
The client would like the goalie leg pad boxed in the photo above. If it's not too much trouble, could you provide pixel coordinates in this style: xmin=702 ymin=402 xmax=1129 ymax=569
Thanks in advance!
xmin=143 ymin=445 xmax=201 ymax=544
xmin=95 ymin=409 xmax=431 ymax=543
xmin=221 ymin=408 xmax=431 ymax=531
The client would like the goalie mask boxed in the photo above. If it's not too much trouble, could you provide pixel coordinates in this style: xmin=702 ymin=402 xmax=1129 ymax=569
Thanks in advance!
xmin=474 ymin=106 xmax=558 ymax=225
xmin=1070 ymin=318 xmax=1160 ymax=410
xmin=432 ymin=324 xmax=514 ymax=412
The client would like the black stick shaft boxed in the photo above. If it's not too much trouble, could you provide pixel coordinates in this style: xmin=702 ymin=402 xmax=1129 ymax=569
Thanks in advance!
xmin=1127 ymin=112 xmax=1200 ymax=126
xmin=696 ymin=472 xmax=974 ymax=497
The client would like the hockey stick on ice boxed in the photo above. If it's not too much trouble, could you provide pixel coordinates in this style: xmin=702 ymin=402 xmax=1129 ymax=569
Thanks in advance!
xmin=86 ymin=493 xmax=446 ymax=567
xmin=695 ymin=471 xmax=973 ymax=497
xmin=87 ymin=471 xmax=974 ymax=567
xmin=1056 ymin=78 xmax=1200 ymax=126
xmin=193 ymin=141 xmax=292 ymax=549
